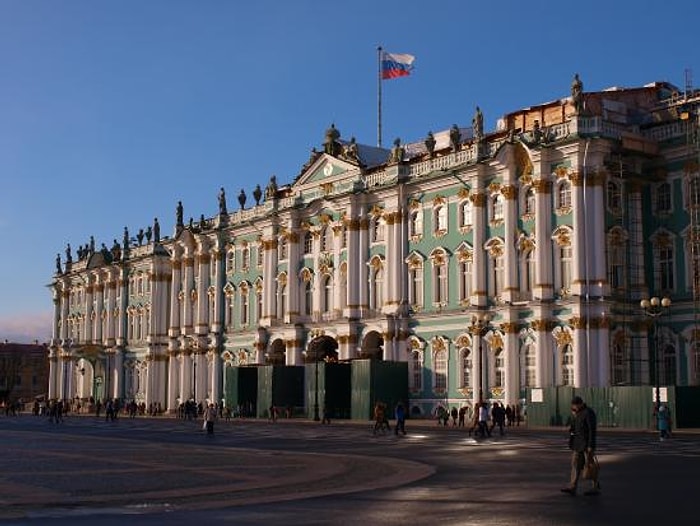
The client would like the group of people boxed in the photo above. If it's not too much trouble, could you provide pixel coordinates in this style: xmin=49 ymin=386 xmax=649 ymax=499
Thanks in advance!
xmin=435 ymin=402 xmax=523 ymax=438
xmin=373 ymin=401 xmax=406 ymax=436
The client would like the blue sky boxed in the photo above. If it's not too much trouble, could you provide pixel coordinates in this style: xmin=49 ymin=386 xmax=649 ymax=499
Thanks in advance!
xmin=1 ymin=0 xmax=698 ymax=342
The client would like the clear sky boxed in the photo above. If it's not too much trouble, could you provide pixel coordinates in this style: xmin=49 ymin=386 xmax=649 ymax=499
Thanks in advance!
xmin=1 ymin=0 xmax=698 ymax=342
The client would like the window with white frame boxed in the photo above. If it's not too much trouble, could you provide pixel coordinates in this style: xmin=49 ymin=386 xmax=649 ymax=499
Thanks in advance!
xmin=460 ymin=347 xmax=472 ymax=388
xmin=607 ymin=180 xmax=622 ymax=212
xmin=409 ymin=209 xmax=423 ymax=238
xmin=434 ymin=349 xmax=447 ymax=391
xmin=278 ymin=237 xmax=288 ymax=260
xmin=522 ymin=249 xmax=536 ymax=297
xmin=561 ymin=344 xmax=574 ymax=386
xmin=522 ymin=343 xmax=536 ymax=388
xmin=611 ymin=341 xmax=627 ymax=385
xmin=240 ymin=285 xmax=249 ymax=325
xmin=322 ymin=274 xmax=332 ymax=314
xmin=303 ymin=232 xmax=313 ymax=255
xmin=661 ymin=343 xmax=677 ymax=386
xmin=225 ymin=294 xmax=234 ymax=328
xmin=459 ymin=200 xmax=473 ymax=228
xmin=432 ymin=252 xmax=448 ymax=305
xmin=657 ymin=244 xmax=675 ymax=291
xmin=276 ymin=280 xmax=286 ymax=319
xmin=458 ymin=259 xmax=472 ymax=303
xmin=410 ymin=350 xmax=423 ymax=390
xmin=493 ymin=348 xmax=505 ymax=387
xmin=434 ymin=205 xmax=448 ymax=234
xmin=609 ymin=242 xmax=626 ymax=290
xmin=256 ymin=245 xmax=263 ymax=267
xmin=558 ymin=180 xmax=572 ymax=209
xmin=302 ymin=272 xmax=313 ymax=316
xmin=255 ymin=282 xmax=263 ymax=322
xmin=409 ymin=263 xmax=424 ymax=308
xmin=491 ymin=194 xmax=504 ymax=223
xmin=371 ymin=217 xmax=384 ymax=243
xmin=524 ymin=186 xmax=536 ymax=216
xmin=370 ymin=264 xmax=384 ymax=310
xmin=487 ymin=245 xmax=504 ymax=298
xmin=656 ymin=182 xmax=671 ymax=213
xmin=241 ymin=246 xmax=250 ymax=270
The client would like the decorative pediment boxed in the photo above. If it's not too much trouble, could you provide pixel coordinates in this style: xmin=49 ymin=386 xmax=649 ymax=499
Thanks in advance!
xmin=294 ymin=154 xmax=360 ymax=187
xmin=405 ymin=250 xmax=426 ymax=269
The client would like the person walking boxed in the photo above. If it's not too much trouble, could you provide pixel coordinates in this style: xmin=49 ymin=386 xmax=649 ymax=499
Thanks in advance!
xmin=394 ymin=402 xmax=406 ymax=435
xmin=561 ymin=396 xmax=601 ymax=496
xmin=657 ymin=404 xmax=672 ymax=440
xmin=490 ymin=402 xmax=506 ymax=436
xmin=204 ymin=403 xmax=217 ymax=436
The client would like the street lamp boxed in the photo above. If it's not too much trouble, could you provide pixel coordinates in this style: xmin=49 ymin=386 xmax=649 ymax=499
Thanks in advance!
xmin=468 ymin=313 xmax=492 ymax=402
xmin=640 ymin=296 xmax=671 ymax=410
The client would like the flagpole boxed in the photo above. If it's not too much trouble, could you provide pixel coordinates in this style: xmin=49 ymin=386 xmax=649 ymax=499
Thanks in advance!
xmin=377 ymin=45 xmax=383 ymax=148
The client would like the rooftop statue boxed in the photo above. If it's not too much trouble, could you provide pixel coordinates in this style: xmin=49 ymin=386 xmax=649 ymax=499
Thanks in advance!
xmin=238 ymin=189 xmax=247 ymax=209
xmin=145 ymin=226 xmax=152 ymax=243
xmin=153 ymin=218 xmax=160 ymax=242
xmin=424 ymin=131 xmax=436 ymax=156
xmin=253 ymin=184 xmax=262 ymax=205
xmin=137 ymin=228 xmax=145 ymax=246
xmin=218 ymin=187 xmax=227 ymax=215
xmin=65 ymin=243 xmax=72 ymax=264
xmin=390 ymin=138 xmax=404 ymax=164
xmin=55 ymin=253 xmax=62 ymax=274
xmin=323 ymin=124 xmax=341 ymax=156
xmin=89 ymin=236 xmax=95 ymax=254
xmin=449 ymin=124 xmax=461 ymax=152
xmin=176 ymin=201 xmax=184 ymax=228
xmin=265 ymin=175 xmax=278 ymax=200
xmin=344 ymin=137 xmax=360 ymax=163
xmin=111 ymin=239 xmax=121 ymax=261
xmin=123 ymin=227 xmax=129 ymax=250
xmin=571 ymin=73 xmax=584 ymax=114
xmin=472 ymin=106 xmax=484 ymax=142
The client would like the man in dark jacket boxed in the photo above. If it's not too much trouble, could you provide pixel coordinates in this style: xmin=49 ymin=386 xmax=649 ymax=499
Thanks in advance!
xmin=561 ymin=396 xmax=601 ymax=496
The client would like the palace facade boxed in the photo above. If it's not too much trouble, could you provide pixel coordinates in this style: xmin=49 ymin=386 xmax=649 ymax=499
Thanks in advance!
xmin=48 ymin=76 xmax=700 ymax=416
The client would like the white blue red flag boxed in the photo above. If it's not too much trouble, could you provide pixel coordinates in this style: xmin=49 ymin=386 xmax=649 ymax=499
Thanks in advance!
xmin=381 ymin=51 xmax=415 ymax=80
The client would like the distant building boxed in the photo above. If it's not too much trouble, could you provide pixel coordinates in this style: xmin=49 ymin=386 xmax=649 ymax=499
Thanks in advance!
xmin=0 ymin=342 xmax=49 ymax=402
xmin=48 ymin=76 xmax=700 ymax=416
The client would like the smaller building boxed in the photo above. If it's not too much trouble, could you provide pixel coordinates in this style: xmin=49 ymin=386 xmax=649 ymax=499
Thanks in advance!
xmin=0 ymin=342 xmax=49 ymax=403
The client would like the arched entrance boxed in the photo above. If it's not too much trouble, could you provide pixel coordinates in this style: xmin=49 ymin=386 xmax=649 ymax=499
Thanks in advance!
xmin=266 ymin=339 xmax=286 ymax=365
xmin=361 ymin=331 xmax=384 ymax=360
xmin=305 ymin=336 xmax=339 ymax=363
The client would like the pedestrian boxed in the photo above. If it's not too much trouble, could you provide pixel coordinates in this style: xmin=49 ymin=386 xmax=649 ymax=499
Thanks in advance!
xmin=321 ymin=405 xmax=331 ymax=425
xmin=490 ymin=402 xmax=506 ymax=436
xmin=373 ymin=401 xmax=389 ymax=435
xmin=458 ymin=406 xmax=466 ymax=427
xmin=450 ymin=406 xmax=458 ymax=427
xmin=505 ymin=405 xmax=513 ymax=426
xmin=394 ymin=402 xmax=406 ymax=435
xmin=657 ymin=404 xmax=672 ymax=440
xmin=477 ymin=402 xmax=491 ymax=438
xmin=204 ymin=403 xmax=217 ymax=436
xmin=468 ymin=404 xmax=479 ymax=437
xmin=561 ymin=396 xmax=601 ymax=496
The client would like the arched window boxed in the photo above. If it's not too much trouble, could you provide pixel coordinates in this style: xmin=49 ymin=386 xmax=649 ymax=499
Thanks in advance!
xmin=434 ymin=205 xmax=448 ymax=234
xmin=658 ymin=245 xmax=675 ymax=291
xmin=241 ymin=246 xmax=250 ymax=270
xmin=225 ymin=294 xmax=235 ymax=328
xmin=410 ymin=350 xmax=423 ymax=391
xmin=558 ymin=181 xmax=572 ymax=209
xmin=409 ymin=210 xmax=423 ymax=237
xmin=276 ymin=277 xmax=287 ymax=320
xmin=255 ymin=284 xmax=263 ymax=322
xmin=459 ymin=260 xmax=472 ymax=303
xmin=524 ymin=187 xmax=536 ymax=216
xmin=322 ymin=275 xmax=333 ymax=314
xmin=434 ymin=260 xmax=448 ymax=304
xmin=494 ymin=349 xmax=505 ymax=387
xmin=434 ymin=349 xmax=447 ymax=391
xmin=459 ymin=200 xmax=473 ymax=228
xmin=303 ymin=232 xmax=313 ymax=255
xmin=303 ymin=275 xmax=313 ymax=316
xmin=523 ymin=249 xmax=536 ymax=298
xmin=371 ymin=265 xmax=384 ymax=310
xmin=240 ymin=285 xmax=249 ymax=325
xmin=562 ymin=344 xmax=574 ymax=386
xmin=460 ymin=348 xmax=472 ymax=388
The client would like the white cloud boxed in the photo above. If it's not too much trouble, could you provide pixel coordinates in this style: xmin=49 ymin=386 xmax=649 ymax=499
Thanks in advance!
xmin=0 ymin=311 xmax=52 ymax=344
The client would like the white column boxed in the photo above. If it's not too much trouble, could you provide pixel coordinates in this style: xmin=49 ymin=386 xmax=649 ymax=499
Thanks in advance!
xmin=212 ymin=245 xmax=223 ymax=333
xmin=181 ymin=352 xmax=192 ymax=399
xmin=502 ymin=181 xmax=519 ymax=303
xmin=94 ymin=280 xmax=104 ymax=343
xmin=167 ymin=351 xmax=179 ymax=411
xmin=471 ymin=191 xmax=487 ymax=307
xmin=358 ymin=215 xmax=369 ymax=313
xmin=48 ymin=351 xmax=58 ymax=399
xmin=106 ymin=276 xmax=116 ymax=345
xmin=571 ymin=172 xmax=586 ymax=296
xmin=503 ymin=321 xmax=519 ymax=406
xmin=183 ymin=254 xmax=194 ymax=333
xmin=472 ymin=331 xmax=483 ymax=404
xmin=591 ymin=173 xmax=607 ymax=297
xmin=195 ymin=244 xmax=210 ymax=336
xmin=572 ymin=316 xmax=588 ymax=387
xmin=84 ymin=277 xmax=94 ymax=344
xmin=209 ymin=350 xmax=221 ymax=403
xmin=287 ymin=227 xmax=301 ymax=320
xmin=533 ymin=178 xmax=553 ymax=300
xmin=346 ymin=215 xmax=360 ymax=318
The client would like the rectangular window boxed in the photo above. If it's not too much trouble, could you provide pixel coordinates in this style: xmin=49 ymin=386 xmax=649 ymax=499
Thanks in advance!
xmin=659 ymin=246 xmax=674 ymax=290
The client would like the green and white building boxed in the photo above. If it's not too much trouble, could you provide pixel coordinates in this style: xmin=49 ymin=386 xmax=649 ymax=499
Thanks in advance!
xmin=48 ymin=76 xmax=700 ymax=416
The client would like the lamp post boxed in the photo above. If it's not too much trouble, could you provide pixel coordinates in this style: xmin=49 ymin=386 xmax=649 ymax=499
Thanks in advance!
xmin=640 ymin=296 xmax=671 ymax=410
xmin=468 ymin=313 xmax=492 ymax=402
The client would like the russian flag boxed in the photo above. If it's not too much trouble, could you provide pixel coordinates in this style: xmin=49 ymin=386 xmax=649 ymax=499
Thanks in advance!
xmin=381 ymin=51 xmax=415 ymax=80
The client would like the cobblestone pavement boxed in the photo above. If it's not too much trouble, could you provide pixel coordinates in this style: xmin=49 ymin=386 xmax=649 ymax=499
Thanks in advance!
xmin=1 ymin=415 xmax=699 ymax=525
